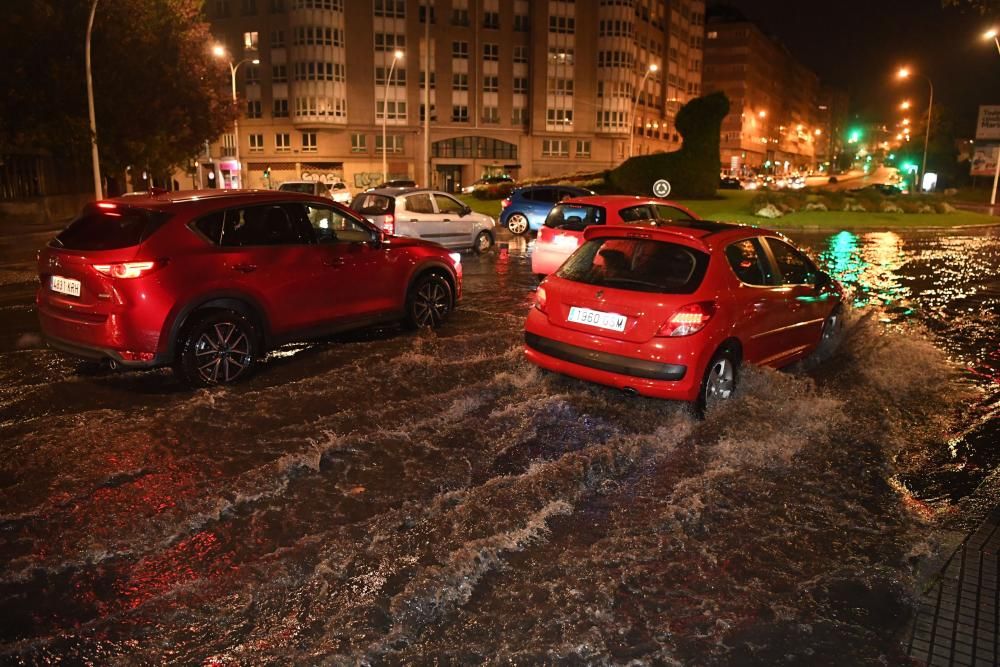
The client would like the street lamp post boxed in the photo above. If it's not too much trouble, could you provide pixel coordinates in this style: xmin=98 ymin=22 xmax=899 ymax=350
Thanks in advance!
xmin=983 ymin=29 xmax=1000 ymax=205
xmin=628 ymin=63 xmax=658 ymax=160
xmin=896 ymin=67 xmax=933 ymax=192
xmin=85 ymin=0 xmax=101 ymax=199
xmin=383 ymin=49 xmax=404 ymax=183
xmin=214 ymin=45 xmax=258 ymax=189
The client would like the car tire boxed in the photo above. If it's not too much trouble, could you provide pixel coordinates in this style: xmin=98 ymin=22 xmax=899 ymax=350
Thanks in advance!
xmin=174 ymin=309 xmax=259 ymax=387
xmin=693 ymin=346 xmax=739 ymax=418
xmin=810 ymin=307 xmax=843 ymax=363
xmin=506 ymin=213 xmax=529 ymax=235
xmin=404 ymin=274 xmax=454 ymax=329
xmin=473 ymin=230 xmax=494 ymax=254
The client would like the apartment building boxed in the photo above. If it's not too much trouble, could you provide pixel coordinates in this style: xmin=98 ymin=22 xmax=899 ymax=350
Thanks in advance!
xmin=701 ymin=12 xmax=828 ymax=175
xmin=192 ymin=0 xmax=705 ymax=193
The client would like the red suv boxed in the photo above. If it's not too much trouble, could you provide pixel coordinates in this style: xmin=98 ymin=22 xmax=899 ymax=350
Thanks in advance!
xmin=37 ymin=190 xmax=461 ymax=386
xmin=525 ymin=220 xmax=842 ymax=412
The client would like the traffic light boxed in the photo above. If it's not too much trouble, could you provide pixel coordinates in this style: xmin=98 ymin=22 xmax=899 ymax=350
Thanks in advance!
xmin=848 ymin=127 xmax=863 ymax=144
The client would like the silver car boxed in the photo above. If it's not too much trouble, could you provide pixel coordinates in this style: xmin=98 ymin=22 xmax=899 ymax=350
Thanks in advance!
xmin=350 ymin=188 xmax=496 ymax=253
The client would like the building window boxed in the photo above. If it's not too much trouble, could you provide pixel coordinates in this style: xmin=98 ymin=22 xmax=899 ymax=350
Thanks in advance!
xmin=273 ymin=99 xmax=289 ymax=117
xmin=452 ymin=105 xmax=469 ymax=122
xmin=374 ymin=33 xmax=405 ymax=51
xmin=576 ymin=140 xmax=591 ymax=158
xmin=375 ymin=135 xmax=404 ymax=153
xmin=419 ymin=2 xmax=435 ymax=23
xmin=272 ymin=64 xmax=287 ymax=83
xmin=269 ymin=0 xmax=285 ymax=12
xmin=548 ymin=15 xmax=575 ymax=33
xmin=512 ymin=107 xmax=527 ymax=125
xmin=548 ymin=48 xmax=574 ymax=64
xmin=514 ymin=45 xmax=528 ymax=64
xmin=245 ymin=65 xmax=259 ymax=85
xmin=452 ymin=41 xmax=469 ymax=59
xmin=376 ymin=100 xmax=406 ymax=121
xmin=249 ymin=133 xmax=264 ymax=152
xmin=546 ymin=108 xmax=573 ymax=125
xmin=514 ymin=14 xmax=529 ymax=31
xmin=548 ymin=78 xmax=573 ymax=95
xmin=542 ymin=139 xmax=570 ymax=157
xmin=483 ymin=43 xmax=499 ymax=61
xmin=483 ymin=75 xmax=499 ymax=92
xmin=301 ymin=132 xmax=317 ymax=152
xmin=246 ymin=100 xmax=262 ymax=118
xmin=513 ymin=77 xmax=528 ymax=94
xmin=482 ymin=106 xmax=499 ymax=123
xmin=241 ymin=0 xmax=257 ymax=15
xmin=419 ymin=71 xmax=435 ymax=88
xmin=420 ymin=103 xmax=437 ymax=121
xmin=271 ymin=29 xmax=285 ymax=48
xmin=374 ymin=0 xmax=405 ymax=18
xmin=452 ymin=8 xmax=469 ymax=25
xmin=215 ymin=0 xmax=230 ymax=17
xmin=275 ymin=133 xmax=290 ymax=152
xmin=483 ymin=11 xmax=499 ymax=29
xmin=707 ymin=30 xmax=718 ymax=39
xmin=376 ymin=67 xmax=406 ymax=85
xmin=452 ymin=73 xmax=469 ymax=90
xmin=351 ymin=133 xmax=367 ymax=153
xmin=243 ymin=32 xmax=259 ymax=52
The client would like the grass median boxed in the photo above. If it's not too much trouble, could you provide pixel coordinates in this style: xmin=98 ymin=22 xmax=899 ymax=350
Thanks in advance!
xmin=460 ymin=190 xmax=998 ymax=230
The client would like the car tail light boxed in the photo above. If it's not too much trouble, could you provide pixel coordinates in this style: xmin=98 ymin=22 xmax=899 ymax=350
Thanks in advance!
xmin=657 ymin=301 xmax=716 ymax=337
xmin=382 ymin=214 xmax=395 ymax=235
xmin=500 ymin=198 xmax=511 ymax=209
xmin=92 ymin=261 xmax=160 ymax=279
xmin=535 ymin=285 xmax=548 ymax=313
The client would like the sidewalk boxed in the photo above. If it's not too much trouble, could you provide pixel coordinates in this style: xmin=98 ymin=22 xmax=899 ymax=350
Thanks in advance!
xmin=907 ymin=508 xmax=1000 ymax=666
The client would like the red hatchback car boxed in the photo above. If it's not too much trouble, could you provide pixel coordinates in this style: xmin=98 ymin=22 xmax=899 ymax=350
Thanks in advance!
xmin=531 ymin=195 xmax=700 ymax=277
xmin=524 ymin=220 xmax=843 ymax=412
xmin=37 ymin=190 xmax=461 ymax=386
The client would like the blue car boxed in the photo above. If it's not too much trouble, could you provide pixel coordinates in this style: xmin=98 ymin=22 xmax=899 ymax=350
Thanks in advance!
xmin=499 ymin=185 xmax=594 ymax=235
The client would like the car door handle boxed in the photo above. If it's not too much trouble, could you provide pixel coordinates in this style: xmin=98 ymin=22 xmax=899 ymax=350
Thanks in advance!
xmin=324 ymin=257 xmax=345 ymax=267
xmin=232 ymin=263 xmax=257 ymax=273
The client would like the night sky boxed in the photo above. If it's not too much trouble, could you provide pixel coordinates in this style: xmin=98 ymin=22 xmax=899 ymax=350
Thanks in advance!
xmin=708 ymin=0 xmax=1000 ymax=135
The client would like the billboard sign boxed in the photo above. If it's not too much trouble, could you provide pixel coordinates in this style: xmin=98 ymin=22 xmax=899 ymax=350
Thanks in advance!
xmin=971 ymin=144 xmax=999 ymax=176
xmin=976 ymin=106 xmax=1000 ymax=140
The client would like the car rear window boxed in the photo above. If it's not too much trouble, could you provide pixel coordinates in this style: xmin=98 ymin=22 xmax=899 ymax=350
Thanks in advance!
xmin=544 ymin=203 xmax=605 ymax=230
xmin=278 ymin=183 xmax=315 ymax=195
xmin=54 ymin=206 xmax=171 ymax=250
xmin=556 ymin=238 xmax=710 ymax=294
xmin=351 ymin=193 xmax=395 ymax=215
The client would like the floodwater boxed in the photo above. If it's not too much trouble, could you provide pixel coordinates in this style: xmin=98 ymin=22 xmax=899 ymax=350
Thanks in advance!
xmin=0 ymin=226 xmax=998 ymax=664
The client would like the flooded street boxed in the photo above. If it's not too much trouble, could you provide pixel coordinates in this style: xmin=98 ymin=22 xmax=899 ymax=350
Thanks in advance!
xmin=1 ymin=226 xmax=998 ymax=664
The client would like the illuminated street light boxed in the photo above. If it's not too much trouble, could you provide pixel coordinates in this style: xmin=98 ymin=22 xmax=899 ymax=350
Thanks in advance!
xmin=381 ymin=49 xmax=404 ymax=182
xmin=895 ymin=65 xmax=933 ymax=191
xmin=814 ymin=129 xmax=822 ymax=136
xmin=758 ymin=110 xmax=767 ymax=118
xmin=902 ymin=118 xmax=911 ymax=126
xmin=985 ymin=27 xmax=1000 ymax=55
xmin=214 ymin=45 xmax=260 ymax=189
xmin=900 ymin=100 xmax=911 ymax=110
xmin=628 ymin=63 xmax=659 ymax=159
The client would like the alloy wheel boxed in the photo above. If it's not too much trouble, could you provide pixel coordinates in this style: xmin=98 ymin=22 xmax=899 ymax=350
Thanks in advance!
xmin=704 ymin=357 xmax=735 ymax=406
xmin=507 ymin=214 xmax=528 ymax=235
xmin=412 ymin=281 xmax=451 ymax=327
xmin=193 ymin=321 xmax=252 ymax=383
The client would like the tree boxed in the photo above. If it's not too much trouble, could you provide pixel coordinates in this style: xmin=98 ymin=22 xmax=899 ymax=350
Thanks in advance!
xmin=0 ymin=0 xmax=235 ymax=177
xmin=942 ymin=0 xmax=998 ymax=12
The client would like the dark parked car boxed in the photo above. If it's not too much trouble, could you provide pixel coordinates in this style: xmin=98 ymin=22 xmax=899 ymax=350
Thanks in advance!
xmin=37 ymin=190 xmax=462 ymax=386
xmin=719 ymin=176 xmax=743 ymax=190
xmin=370 ymin=179 xmax=417 ymax=189
xmin=850 ymin=183 xmax=904 ymax=196
xmin=461 ymin=175 xmax=515 ymax=194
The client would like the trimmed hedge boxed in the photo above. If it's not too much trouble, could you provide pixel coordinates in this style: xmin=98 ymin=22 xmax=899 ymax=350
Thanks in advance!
xmin=608 ymin=92 xmax=730 ymax=199
xmin=749 ymin=189 xmax=959 ymax=215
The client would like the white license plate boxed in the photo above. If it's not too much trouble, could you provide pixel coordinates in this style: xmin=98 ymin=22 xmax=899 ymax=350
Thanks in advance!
xmin=567 ymin=306 xmax=627 ymax=332
xmin=50 ymin=275 xmax=81 ymax=297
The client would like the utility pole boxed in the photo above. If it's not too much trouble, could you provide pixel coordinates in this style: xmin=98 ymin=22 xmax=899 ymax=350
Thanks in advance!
xmin=424 ymin=9 xmax=431 ymax=188
xmin=85 ymin=0 xmax=102 ymax=199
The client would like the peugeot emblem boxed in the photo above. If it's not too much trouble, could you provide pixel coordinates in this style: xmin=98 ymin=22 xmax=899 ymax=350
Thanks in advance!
xmin=595 ymin=289 xmax=604 ymax=298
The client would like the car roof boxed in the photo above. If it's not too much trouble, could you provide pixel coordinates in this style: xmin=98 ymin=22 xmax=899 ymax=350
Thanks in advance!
xmin=360 ymin=187 xmax=455 ymax=197
xmin=584 ymin=219 xmax=775 ymax=252
xmin=514 ymin=184 xmax=590 ymax=193
xmin=102 ymin=188 xmax=342 ymax=213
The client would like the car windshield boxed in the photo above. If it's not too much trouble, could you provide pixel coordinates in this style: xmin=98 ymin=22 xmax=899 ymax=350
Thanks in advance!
xmin=351 ymin=193 xmax=395 ymax=215
xmin=278 ymin=183 xmax=314 ymax=194
xmin=544 ymin=203 xmax=604 ymax=230
xmin=54 ymin=206 xmax=171 ymax=250
xmin=556 ymin=237 xmax=710 ymax=294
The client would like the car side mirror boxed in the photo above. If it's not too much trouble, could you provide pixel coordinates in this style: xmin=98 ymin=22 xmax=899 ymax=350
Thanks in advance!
xmin=369 ymin=230 xmax=383 ymax=248
xmin=814 ymin=270 xmax=832 ymax=290
xmin=461 ymin=205 xmax=471 ymax=216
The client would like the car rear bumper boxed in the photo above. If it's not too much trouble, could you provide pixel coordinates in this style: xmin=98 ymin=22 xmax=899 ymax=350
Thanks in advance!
xmin=43 ymin=333 xmax=166 ymax=368
xmin=523 ymin=313 xmax=702 ymax=401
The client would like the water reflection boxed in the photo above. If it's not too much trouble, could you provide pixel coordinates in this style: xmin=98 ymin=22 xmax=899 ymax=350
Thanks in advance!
xmin=819 ymin=230 xmax=913 ymax=317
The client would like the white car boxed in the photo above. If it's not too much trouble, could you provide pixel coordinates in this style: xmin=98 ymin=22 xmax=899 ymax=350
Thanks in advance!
xmin=278 ymin=180 xmax=352 ymax=204
xmin=350 ymin=188 xmax=496 ymax=253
